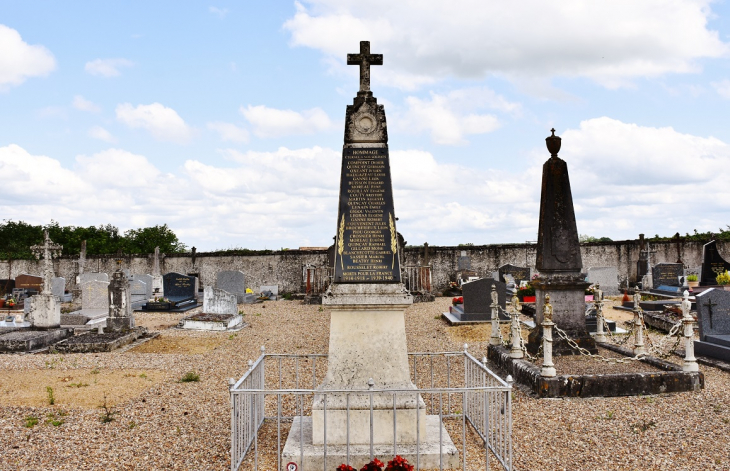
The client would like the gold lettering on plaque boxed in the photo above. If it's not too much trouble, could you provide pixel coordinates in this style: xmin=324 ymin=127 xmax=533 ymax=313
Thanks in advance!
xmin=338 ymin=214 xmax=345 ymax=270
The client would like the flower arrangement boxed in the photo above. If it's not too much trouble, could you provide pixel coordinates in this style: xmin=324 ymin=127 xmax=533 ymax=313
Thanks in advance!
xmin=452 ymin=296 xmax=463 ymax=306
xmin=716 ymin=270 xmax=730 ymax=285
xmin=531 ymin=273 xmax=540 ymax=280
xmin=337 ymin=456 xmax=413 ymax=471
xmin=516 ymin=284 xmax=535 ymax=301
xmin=686 ymin=274 xmax=698 ymax=282
xmin=6 ymin=297 xmax=16 ymax=308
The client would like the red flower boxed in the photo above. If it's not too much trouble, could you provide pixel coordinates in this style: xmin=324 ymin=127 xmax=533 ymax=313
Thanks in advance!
xmin=360 ymin=458 xmax=384 ymax=471
xmin=385 ymin=455 xmax=414 ymax=471
xmin=337 ymin=465 xmax=356 ymax=471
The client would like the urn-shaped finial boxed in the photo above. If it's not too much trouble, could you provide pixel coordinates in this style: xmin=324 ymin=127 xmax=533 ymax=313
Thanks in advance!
xmin=545 ymin=128 xmax=561 ymax=156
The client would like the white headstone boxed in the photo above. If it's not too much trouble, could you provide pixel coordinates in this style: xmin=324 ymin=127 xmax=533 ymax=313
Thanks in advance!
xmin=203 ymin=286 xmax=238 ymax=315
xmin=51 ymin=277 xmax=66 ymax=299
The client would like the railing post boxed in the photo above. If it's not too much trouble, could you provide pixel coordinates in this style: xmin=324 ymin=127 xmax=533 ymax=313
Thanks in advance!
xmin=594 ymin=284 xmax=607 ymax=343
xmin=489 ymin=285 xmax=503 ymax=346
xmin=541 ymin=295 xmax=556 ymax=377
xmin=681 ymin=290 xmax=699 ymax=372
xmin=509 ymin=294 xmax=523 ymax=359
xmin=633 ymin=292 xmax=647 ymax=355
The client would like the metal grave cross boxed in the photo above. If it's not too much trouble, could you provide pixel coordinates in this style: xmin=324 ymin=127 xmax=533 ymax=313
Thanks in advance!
xmin=347 ymin=41 xmax=383 ymax=93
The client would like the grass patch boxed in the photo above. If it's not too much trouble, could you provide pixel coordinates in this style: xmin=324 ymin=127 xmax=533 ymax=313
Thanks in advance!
xmin=179 ymin=371 xmax=200 ymax=383
xmin=99 ymin=394 xmax=118 ymax=424
xmin=24 ymin=416 xmax=39 ymax=428
xmin=46 ymin=386 xmax=55 ymax=405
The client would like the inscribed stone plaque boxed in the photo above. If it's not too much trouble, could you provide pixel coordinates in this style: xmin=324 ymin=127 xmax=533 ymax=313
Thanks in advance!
xmin=216 ymin=270 xmax=246 ymax=303
xmin=333 ymin=147 xmax=400 ymax=283
xmin=458 ymin=251 xmax=471 ymax=271
xmin=81 ymin=280 xmax=110 ymax=310
xmin=700 ymin=240 xmax=730 ymax=286
xmin=652 ymin=263 xmax=683 ymax=287
xmin=51 ymin=277 xmax=66 ymax=298
xmin=130 ymin=274 xmax=153 ymax=299
xmin=586 ymin=267 xmax=620 ymax=295
xmin=15 ymin=274 xmax=42 ymax=292
xmin=696 ymin=288 xmax=730 ymax=339
xmin=163 ymin=272 xmax=196 ymax=301
xmin=498 ymin=264 xmax=530 ymax=285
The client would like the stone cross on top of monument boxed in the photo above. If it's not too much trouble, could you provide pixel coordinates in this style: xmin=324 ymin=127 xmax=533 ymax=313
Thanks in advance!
xmin=30 ymin=230 xmax=63 ymax=296
xmin=347 ymin=41 xmax=382 ymax=94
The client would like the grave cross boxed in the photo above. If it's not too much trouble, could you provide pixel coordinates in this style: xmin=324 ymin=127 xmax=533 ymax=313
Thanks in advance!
xmin=705 ymin=298 xmax=717 ymax=329
xmin=347 ymin=41 xmax=383 ymax=93
xmin=30 ymin=230 xmax=63 ymax=295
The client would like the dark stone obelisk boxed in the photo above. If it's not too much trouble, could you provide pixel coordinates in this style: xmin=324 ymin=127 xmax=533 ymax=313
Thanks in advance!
xmin=528 ymin=129 xmax=597 ymax=355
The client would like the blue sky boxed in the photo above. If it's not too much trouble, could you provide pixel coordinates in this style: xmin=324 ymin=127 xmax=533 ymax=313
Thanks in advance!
xmin=2 ymin=1 xmax=730 ymax=251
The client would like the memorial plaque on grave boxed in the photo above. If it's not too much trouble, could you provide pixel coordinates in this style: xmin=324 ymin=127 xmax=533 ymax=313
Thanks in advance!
xmin=162 ymin=272 xmax=196 ymax=303
xmin=333 ymin=147 xmax=400 ymax=283
xmin=14 ymin=274 xmax=42 ymax=293
xmin=498 ymin=264 xmax=530 ymax=285
xmin=82 ymin=280 xmax=110 ymax=310
xmin=652 ymin=263 xmax=683 ymax=287
xmin=695 ymin=288 xmax=730 ymax=361
xmin=700 ymin=240 xmax=730 ymax=286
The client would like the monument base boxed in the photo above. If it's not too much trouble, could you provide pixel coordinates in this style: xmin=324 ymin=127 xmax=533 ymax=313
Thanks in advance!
xmin=107 ymin=316 xmax=135 ymax=332
xmin=282 ymin=416 xmax=459 ymax=471
xmin=528 ymin=273 xmax=597 ymax=355
xmin=311 ymin=403 xmax=426 ymax=445
xmin=26 ymin=294 xmax=61 ymax=329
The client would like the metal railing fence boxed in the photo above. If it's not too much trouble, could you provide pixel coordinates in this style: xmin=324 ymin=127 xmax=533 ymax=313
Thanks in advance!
xmin=402 ymin=266 xmax=432 ymax=294
xmin=230 ymin=348 xmax=512 ymax=471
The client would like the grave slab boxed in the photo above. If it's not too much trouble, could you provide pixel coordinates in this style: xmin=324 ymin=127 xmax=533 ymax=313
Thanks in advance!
xmin=0 ymin=329 xmax=72 ymax=352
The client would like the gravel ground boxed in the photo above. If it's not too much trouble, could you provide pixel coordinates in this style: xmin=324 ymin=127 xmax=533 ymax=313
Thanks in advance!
xmin=0 ymin=297 xmax=728 ymax=470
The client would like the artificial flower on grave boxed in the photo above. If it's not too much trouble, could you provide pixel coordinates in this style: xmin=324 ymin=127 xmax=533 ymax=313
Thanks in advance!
xmin=245 ymin=288 xmax=253 ymax=293
xmin=359 ymin=458 xmax=384 ymax=471
xmin=385 ymin=455 xmax=414 ymax=471
xmin=452 ymin=296 xmax=463 ymax=305
xmin=6 ymin=297 xmax=16 ymax=307
xmin=516 ymin=284 xmax=535 ymax=300
xmin=336 ymin=465 xmax=356 ymax=471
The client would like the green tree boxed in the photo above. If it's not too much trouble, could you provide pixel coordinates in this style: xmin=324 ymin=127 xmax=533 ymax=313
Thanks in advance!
xmin=123 ymin=224 xmax=187 ymax=254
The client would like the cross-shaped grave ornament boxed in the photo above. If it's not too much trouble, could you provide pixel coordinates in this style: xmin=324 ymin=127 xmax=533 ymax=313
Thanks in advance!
xmin=705 ymin=297 xmax=718 ymax=329
xmin=30 ymin=230 xmax=63 ymax=295
xmin=347 ymin=41 xmax=383 ymax=93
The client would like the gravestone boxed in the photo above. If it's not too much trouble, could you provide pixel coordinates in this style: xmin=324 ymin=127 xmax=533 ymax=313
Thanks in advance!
xmin=150 ymin=246 xmax=164 ymax=295
xmin=586 ymin=267 xmax=620 ymax=296
xmin=162 ymin=272 xmax=197 ymax=306
xmin=62 ymin=280 xmax=110 ymax=326
xmin=652 ymin=263 xmax=684 ymax=287
xmin=129 ymin=279 xmax=148 ymax=310
xmin=498 ymin=264 xmax=530 ymax=286
xmin=203 ymin=286 xmax=237 ymax=315
xmin=694 ymin=288 xmax=730 ymax=361
xmin=129 ymin=274 xmax=153 ymax=300
xmin=51 ymin=277 xmax=66 ymax=299
xmin=79 ymin=272 xmax=109 ymax=285
xmin=216 ymin=270 xmax=248 ymax=303
xmin=26 ymin=231 xmax=64 ymax=329
xmin=458 ymin=251 xmax=471 ymax=270
xmin=700 ymin=240 xmax=730 ymax=286
xmin=14 ymin=274 xmax=42 ymax=294
xmin=527 ymin=129 xmax=596 ymax=355
xmin=284 ymin=41 xmax=457 ymax=471
xmin=107 ymin=270 xmax=134 ymax=331
xmin=448 ymin=278 xmax=508 ymax=322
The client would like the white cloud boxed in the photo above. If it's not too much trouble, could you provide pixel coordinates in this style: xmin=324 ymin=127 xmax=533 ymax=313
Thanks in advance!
xmin=0 ymin=25 xmax=56 ymax=90
xmin=240 ymin=105 xmax=334 ymax=138
xmin=3 ymin=118 xmax=730 ymax=250
xmin=84 ymin=58 xmax=134 ymax=77
xmin=207 ymin=121 xmax=249 ymax=143
xmin=88 ymin=125 xmax=116 ymax=143
xmin=72 ymin=95 xmax=101 ymax=113
xmin=284 ymin=0 xmax=729 ymax=89
xmin=209 ymin=6 xmax=229 ymax=18
xmin=397 ymin=88 xmax=510 ymax=145
xmin=712 ymin=79 xmax=730 ymax=99
xmin=116 ymin=102 xmax=193 ymax=143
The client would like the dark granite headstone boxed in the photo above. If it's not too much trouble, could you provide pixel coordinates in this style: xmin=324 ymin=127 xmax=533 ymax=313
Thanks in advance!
xmin=652 ymin=263 xmax=683 ymax=287
xmin=700 ymin=240 xmax=730 ymax=286
xmin=498 ymin=264 xmax=530 ymax=285
xmin=162 ymin=272 xmax=196 ymax=304
xmin=448 ymin=278 xmax=508 ymax=321
xmin=14 ymin=274 xmax=42 ymax=293
xmin=694 ymin=288 xmax=730 ymax=361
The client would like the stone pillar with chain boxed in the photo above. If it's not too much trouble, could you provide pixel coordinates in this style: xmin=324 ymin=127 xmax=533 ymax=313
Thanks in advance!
xmin=509 ymin=292 xmax=524 ymax=358
xmin=594 ymin=284 xmax=607 ymax=343
xmin=541 ymin=295 xmax=557 ymax=377
xmin=489 ymin=285 xmax=502 ymax=346
xmin=633 ymin=291 xmax=647 ymax=355
xmin=681 ymin=290 xmax=699 ymax=372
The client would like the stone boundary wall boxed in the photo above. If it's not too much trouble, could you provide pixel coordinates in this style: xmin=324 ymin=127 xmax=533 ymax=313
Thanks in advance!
xmin=0 ymin=239 xmax=721 ymax=294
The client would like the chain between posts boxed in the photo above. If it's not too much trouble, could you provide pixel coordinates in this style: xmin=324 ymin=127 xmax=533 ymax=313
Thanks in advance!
xmin=500 ymin=306 xmax=542 ymax=361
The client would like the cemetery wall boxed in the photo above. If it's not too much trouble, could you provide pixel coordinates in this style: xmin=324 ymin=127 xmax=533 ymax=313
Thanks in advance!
xmin=0 ymin=238 xmax=714 ymax=294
